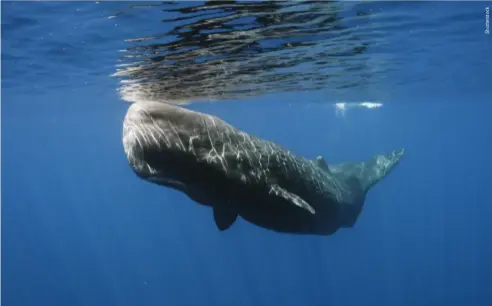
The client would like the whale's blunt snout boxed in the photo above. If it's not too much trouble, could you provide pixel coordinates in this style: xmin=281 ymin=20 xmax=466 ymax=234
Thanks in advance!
xmin=123 ymin=102 xmax=205 ymax=180
xmin=122 ymin=102 xmax=180 ymax=177
xmin=122 ymin=103 xmax=153 ymax=177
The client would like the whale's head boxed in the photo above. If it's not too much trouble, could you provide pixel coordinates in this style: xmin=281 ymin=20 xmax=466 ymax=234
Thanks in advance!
xmin=122 ymin=101 xmax=243 ymax=206
xmin=122 ymin=102 xmax=212 ymax=190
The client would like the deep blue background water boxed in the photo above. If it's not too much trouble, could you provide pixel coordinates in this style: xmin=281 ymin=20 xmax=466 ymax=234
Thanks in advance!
xmin=2 ymin=2 xmax=492 ymax=306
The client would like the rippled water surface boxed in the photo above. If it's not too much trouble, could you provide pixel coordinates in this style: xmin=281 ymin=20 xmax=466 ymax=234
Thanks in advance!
xmin=3 ymin=1 xmax=490 ymax=103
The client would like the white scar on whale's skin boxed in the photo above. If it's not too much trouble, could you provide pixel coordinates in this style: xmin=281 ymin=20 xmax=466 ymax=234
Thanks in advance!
xmin=122 ymin=101 xmax=404 ymax=234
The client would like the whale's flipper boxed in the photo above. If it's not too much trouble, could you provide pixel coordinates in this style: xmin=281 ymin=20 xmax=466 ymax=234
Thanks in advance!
xmin=269 ymin=184 xmax=316 ymax=214
xmin=330 ymin=148 xmax=405 ymax=195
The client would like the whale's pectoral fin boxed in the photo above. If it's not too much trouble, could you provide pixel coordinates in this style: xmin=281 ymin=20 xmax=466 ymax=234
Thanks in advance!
xmin=213 ymin=207 xmax=238 ymax=231
xmin=269 ymin=184 xmax=316 ymax=214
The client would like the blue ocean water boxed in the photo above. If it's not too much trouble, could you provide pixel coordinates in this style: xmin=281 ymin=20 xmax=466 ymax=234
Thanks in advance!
xmin=2 ymin=1 xmax=492 ymax=306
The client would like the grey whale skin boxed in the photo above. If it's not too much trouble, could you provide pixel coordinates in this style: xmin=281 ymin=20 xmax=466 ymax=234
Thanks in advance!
xmin=123 ymin=101 xmax=404 ymax=235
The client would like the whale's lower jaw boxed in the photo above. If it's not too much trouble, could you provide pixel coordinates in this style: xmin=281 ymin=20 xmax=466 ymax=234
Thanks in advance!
xmin=147 ymin=176 xmax=187 ymax=190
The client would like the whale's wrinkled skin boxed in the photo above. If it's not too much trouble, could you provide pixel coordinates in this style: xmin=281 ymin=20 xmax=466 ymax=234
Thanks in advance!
xmin=123 ymin=102 xmax=404 ymax=235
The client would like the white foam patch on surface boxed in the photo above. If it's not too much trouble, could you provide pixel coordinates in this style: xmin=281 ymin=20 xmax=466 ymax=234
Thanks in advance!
xmin=335 ymin=101 xmax=383 ymax=117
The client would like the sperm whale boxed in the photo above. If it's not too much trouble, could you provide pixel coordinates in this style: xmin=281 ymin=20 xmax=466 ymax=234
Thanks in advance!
xmin=122 ymin=101 xmax=404 ymax=235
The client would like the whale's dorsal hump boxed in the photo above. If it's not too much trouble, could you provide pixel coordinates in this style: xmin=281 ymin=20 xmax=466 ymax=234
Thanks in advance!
xmin=315 ymin=156 xmax=330 ymax=173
